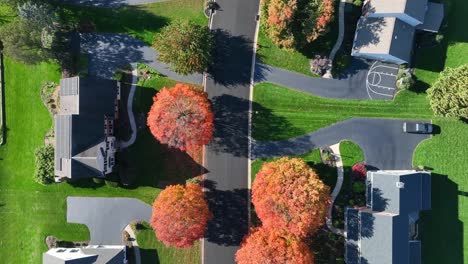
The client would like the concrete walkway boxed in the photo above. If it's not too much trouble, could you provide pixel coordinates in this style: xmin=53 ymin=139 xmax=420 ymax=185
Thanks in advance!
xmin=324 ymin=0 xmax=347 ymax=78
xmin=120 ymin=64 xmax=138 ymax=149
xmin=326 ymin=143 xmax=345 ymax=236
xmin=125 ymin=225 xmax=142 ymax=264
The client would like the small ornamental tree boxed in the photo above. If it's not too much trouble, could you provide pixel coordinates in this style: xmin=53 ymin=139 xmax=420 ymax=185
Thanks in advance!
xmin=153 ymin=20 xmax=214 ymax=75
xmin=351 ymin=163 xmax=367 ymax=181
xmin=235 ymin=227 xmax=314 ymax=264
xmin=252 ymin=157 xmax=331 ymax=238
xmin=427 ymin=64 xmax=468 ymax=119
xmin=147 ymin=84 xmax=214 ymax=151
xmin=150 ymin=183 xmax=213 ymax=248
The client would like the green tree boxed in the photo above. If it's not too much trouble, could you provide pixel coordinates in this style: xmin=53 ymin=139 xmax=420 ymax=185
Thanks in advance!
xmin=427 ymin=64 xmax=468 ymax=119
xmin=0 ymin=2 xmax=64 ymax=64
xmin=153 ymin=20 xmax=214 ymax=75
xmin=34 ymin=145 xmax=55 ymax=184
xmin=0 ymin=20 xmax=51 ymax=64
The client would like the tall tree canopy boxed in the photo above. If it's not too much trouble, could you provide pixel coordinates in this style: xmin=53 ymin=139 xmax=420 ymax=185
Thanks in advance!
xmin=427 ymin=64 xmax=468 ymax=119
xmin=252 ymin=157 xmax=331 ymax=238
xmin=235 ymin=227 xmax=314 ymax=264
xmin=153 ymin=20 xmax=214 ymax=75
xmin=0 ymin=2 xmax=62 ymax=64
xmin=150 ymin=183 xmax=213 ymax=248
xmin=261 ymin=0 xmax=334 ymax=48
xmin=147 ymin=83 xmax=214 ymax=151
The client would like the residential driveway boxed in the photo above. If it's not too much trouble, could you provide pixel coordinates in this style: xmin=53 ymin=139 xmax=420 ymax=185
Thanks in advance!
xmin=62 ymin=0 xmax=167 ymax=8
xmin=67 ymin=197 xmax=152 ymax=245
xmin=80 ymin=33 xmax=203 ymax=84
xmin=252 ymin=118 xmax=430 ymax=170
xmin=254 ymin=59 xmax=398 ymax=100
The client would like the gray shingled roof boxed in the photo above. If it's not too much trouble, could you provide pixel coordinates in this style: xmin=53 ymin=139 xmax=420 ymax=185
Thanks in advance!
xmin=352 ymin=17 xmax=415 ymax=64
xmin=416 ymin=2 xmax=444 ymax=32
xmin=345 ymin=171 xmax=431 ymax=264
xmin=55 ymin=77 xmax=117 ymax=179
xmin=366 ymin=0 xmax=427 ymax=24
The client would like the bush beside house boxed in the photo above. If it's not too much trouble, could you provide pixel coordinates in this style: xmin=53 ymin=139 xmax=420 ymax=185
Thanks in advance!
xmin=34 ymin=144 xmax=55 ymax=184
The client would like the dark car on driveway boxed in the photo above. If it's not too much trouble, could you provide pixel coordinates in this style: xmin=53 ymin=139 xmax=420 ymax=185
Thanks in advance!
xmin=403 ymin=122 xmax=433 ymax=134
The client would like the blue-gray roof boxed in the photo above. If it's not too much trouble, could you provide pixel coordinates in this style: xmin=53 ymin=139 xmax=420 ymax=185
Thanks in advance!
xmin=55 ymin=77 xmax=118 ymax=179
xmin=345 ymin=171 xmax=431 ymax=264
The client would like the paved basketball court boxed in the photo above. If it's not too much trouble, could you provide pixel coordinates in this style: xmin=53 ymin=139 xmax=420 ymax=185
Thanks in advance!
xmin=366 ymin=61 xmax=399 ymax=100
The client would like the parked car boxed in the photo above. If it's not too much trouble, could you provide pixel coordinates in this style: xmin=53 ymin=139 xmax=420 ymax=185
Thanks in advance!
xmin=403 ymin=122 xmax=433 ymax=134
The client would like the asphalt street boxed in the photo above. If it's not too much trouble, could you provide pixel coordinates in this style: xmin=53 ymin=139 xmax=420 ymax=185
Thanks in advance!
xmin=203 ymin=0 xmax=260 ymax=263
xmin=67 ymin=197 xmax=152 ymax=245
xmin=252 ymin=118 xmax=430 ymax=170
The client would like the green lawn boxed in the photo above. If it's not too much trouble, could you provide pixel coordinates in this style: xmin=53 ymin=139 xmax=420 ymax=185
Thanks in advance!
xmin=62 ymin=0 xmax=207 ymax=44
xmin=256 ymin=0 xmax=340 ymax=76
xmin=0 ymin=58 xmax=201 ymax=263
xmin=413 ymin=119 xmax=468 ymax=264
xmin=135 ymin=222 xmax=201 ymax=264
xmin=413 ymin=0 xmax=468 ymax=88
xmin=252 ymin=82 xmax=432 ymax=141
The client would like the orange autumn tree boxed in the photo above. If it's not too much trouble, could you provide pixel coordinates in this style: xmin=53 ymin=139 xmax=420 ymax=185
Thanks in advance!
xmin=147 ymin=83 xmax=214 ymax=151
xmin=252 ymin=157 xmax=331 ymax=238
xmin=262 ymin=0 xmax=297 ymax=48
xmin=303 ymin=0 xmax=335 ymax=42
xmin=235 ymin=227 xmax=314 ymax=264
xmin=150 ymin=183 xmax=213 ymax=248
xmin=261 ymin=0 xmax=334 ymax=48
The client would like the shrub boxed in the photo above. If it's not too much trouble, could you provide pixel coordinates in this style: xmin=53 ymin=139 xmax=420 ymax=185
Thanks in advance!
xmin=105 ymin=180 xmax=119 ymax=188
xmin=310 ymin=55 xmax=330 ymax=75
xmin=353 ymin=0 xmax=362 ymax=6
xmin=353 ymin=182 xmax=366 ymax=193
xmin=153 ymin=20 xmax=214 ymax=75
xmin=34 ymin=145 xmax=55 ymax=184
xmin=92 ymin=177 xmax=104 ymax=184
xmin=351 ymin=163 xmax=367 ymax=181
xmin=427 ymin=64 xmax=468 ymax=119
xmin=396 ymin=68 xmax=414 ymax=90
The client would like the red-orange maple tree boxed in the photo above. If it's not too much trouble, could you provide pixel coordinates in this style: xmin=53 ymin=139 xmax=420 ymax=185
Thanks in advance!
xmin=147 ymin=83 xmax=214 ymax=151
xmin=235 ymin=227 xmax=314 ymax=264
xmin=150 ymin=183 xmax=213 ymax=248
xmin=252 ymin=157 xmax=331 ymax=238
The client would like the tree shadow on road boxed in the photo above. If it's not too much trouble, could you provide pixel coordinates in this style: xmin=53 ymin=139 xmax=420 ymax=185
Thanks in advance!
xmin=207 ymin=29 xmax=254 ymax=87
xmin=203 ymin=180 xmax=249 ymax=246
xmin=208 ymin=94 xmax=249 ymax=157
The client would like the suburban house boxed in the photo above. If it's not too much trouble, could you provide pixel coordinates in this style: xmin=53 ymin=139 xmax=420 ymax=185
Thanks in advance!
xmin=43 ymin=245 xmax=126 ymax=264
xmin=352 ymin=0 xmax=444 ymax=64
xmin=345 ymin=170 xmax=431 ymax=264
xmin=54 ymin=77 xmax=120 ymax=180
